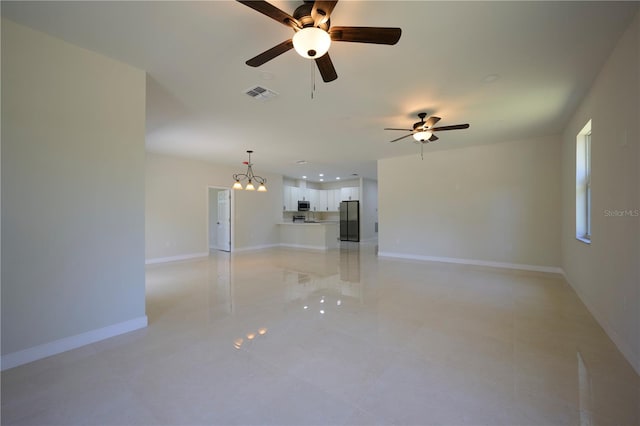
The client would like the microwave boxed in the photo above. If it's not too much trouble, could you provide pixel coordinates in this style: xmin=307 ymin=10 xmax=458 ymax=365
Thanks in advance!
xmin=298 ymin=200 xmax=310 ymax=211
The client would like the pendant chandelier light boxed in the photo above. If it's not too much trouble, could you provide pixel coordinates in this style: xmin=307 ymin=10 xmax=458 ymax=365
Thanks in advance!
xmin=232 ymin=150 xmax=267 ymax=192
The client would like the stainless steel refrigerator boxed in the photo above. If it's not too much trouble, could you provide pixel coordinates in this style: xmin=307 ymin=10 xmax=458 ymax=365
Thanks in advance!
xmin=339 ymin=201 xmax=360 ymax=242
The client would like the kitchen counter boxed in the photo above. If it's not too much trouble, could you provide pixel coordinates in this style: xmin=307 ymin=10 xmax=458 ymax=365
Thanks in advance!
xmin=278 ymin=222 xmax=339 ymax=250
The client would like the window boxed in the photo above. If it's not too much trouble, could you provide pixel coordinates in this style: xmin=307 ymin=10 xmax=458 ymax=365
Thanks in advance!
xmin=576 ymin=121 xmax=591 ymax=243
xmin=585 ymin=132 xmax=591 ymax=238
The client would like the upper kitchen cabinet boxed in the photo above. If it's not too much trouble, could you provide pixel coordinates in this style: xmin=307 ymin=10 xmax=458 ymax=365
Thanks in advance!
xmin=340 ymin=187 xmax=360 ymax=201
xmin=283 ymin=183 xmax=359 ymax=212
xmin=284 ymin=186 xmax=300 ymax=211
xmin=327 ymin=189 xmax=341 ymax=211
xmin=298 ymin=188 xmax=308 ymax=201
xmin=316 ymin=189 xmax=342 ymax=211
xmin=317 ymin=190 xmax=328 ymax=211
xmin=309 ymin=189 xmax=319 ymax=211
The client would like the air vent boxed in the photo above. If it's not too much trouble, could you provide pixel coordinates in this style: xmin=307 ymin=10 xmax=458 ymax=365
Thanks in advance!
xmin=244 ymin=85 xmax=278 ymax=101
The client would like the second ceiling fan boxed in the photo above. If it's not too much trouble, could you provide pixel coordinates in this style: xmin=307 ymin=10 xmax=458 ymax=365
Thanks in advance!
xmin=385 ymin=113 xmax=470 ymax=144
xmin=236 ymin=0 xmax=402 ymax=82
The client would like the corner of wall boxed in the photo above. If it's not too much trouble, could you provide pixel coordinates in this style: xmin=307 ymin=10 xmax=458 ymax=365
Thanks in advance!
xmin=559 ymin=11 xmax=640 ymax=375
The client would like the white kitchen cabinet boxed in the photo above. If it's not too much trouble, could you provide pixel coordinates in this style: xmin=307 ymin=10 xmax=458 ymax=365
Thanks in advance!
xmin=309 ymin=189 xmax=319 ymax=211
xmin=291 ymin=187 xmax=300 ymax=210
xmin=299 ymin=187 xmax=309 ymax=201
xmin=340 ymin=187 xmax=359 ymax=201
xmin=317 ymin=190 xmax=329 ymax=211
xmin=336 ymin=189 xmax=343 ymax=209
xmin=328 ymin=189 xmax=341 ymax=211
xmin=284 ymin=186 xmax=300 ymax=211
xmin=340 ymin=187 xmax=349 ymax=201
xmin=284 ymin=185 xmax=358 ymax=212
xmin=282 ymin=186 xmax=289 ymax=211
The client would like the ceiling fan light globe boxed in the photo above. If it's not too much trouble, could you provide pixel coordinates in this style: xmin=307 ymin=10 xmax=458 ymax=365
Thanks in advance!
xmin=413 ymin=130 xmax=432 ymax=142
xmin=293 ymin=27 xmax=331 ymax=59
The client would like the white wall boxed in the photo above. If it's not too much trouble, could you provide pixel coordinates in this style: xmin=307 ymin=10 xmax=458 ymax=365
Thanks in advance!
xmin=361 ymin=178 xmax=378 ymax=242
xmin=146 ymin=152 xmax=283 ymax=260
xmin=1 ymin=20 xmax=147 ymax=361
xmin=378 ymin=135 xmax=561 ymax=269
xmin=561 ymin=13 xmax=639 ymax=373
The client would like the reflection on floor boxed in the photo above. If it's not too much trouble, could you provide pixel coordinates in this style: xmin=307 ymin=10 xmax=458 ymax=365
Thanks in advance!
xmin=2 ymin=242 xmax=639 ymax=425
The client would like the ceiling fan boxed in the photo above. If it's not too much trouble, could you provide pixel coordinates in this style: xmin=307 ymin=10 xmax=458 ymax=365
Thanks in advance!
xmin=236 ymin=0 xmax=402 ymax=82
xmin=385 ymin=113 xmax=470 ymax=143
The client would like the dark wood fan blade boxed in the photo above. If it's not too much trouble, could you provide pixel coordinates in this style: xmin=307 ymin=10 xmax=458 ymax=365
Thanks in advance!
xmin=390 ymin=133 xmax=413 ymax=143
xmin=425 ymin=116 xmax=441 ymax=128
xmin=246 ymin=39 xmax=293 ymax=67
xmin=384 ymin=128 xmax=413 ymax=131
xmin=315 ymin=53 xmax=338 ymax=82
xmin=236 ymin=0 xmax=300 ymax=28
xmin=431 ymin=124 xmax=470 ymax=131
xmin=312 ymin=1 xmax=338 ymax=26
xmin=330 ymin=26 xmax=401 ymax=45
xmin=428 ymin=134 xmax=439 ymax=142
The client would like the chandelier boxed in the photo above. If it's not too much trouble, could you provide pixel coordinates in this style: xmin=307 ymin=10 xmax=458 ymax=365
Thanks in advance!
xmin=232 ymin=150 xmax=267 ymax=192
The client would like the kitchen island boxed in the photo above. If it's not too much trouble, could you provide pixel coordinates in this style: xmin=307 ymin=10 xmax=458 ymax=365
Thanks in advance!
xmin=278 ymin=222 xmax=339 ymax=250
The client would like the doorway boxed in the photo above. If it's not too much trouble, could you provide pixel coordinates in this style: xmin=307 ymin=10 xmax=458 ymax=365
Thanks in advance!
xmin=208 ymin=187 xmax=232 ymax=252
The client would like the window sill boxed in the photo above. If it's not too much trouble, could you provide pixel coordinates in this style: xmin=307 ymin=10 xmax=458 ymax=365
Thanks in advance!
xmin=576 ymin=236 xmax=591 ymax=245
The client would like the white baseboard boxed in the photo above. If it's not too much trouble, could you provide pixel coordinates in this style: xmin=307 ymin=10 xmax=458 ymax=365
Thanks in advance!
xmin=360 ymin=237 xmax=378 ymax=244
xmin=145 ymin=252 xmax=209 ymax=265
xmin=1 ymin=316 xmax=148 ymax=371
xmin=561 ymin=270 xmax=640 ymax=375
xmin=279 ymin=243 xmax=329 ymax=251
xmin=233 ymin=244 xmax=280 ymax=253
xmin=377 ymin=251 xmax=563 ymax=274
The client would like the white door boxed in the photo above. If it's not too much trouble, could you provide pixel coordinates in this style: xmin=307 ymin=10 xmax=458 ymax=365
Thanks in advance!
xmin=217 ymin=190 xmax=231 ymax=252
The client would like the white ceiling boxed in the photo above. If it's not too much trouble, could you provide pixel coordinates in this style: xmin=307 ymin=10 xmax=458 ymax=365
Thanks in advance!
xmin=3 ymin=1 xmax=638 ymax=182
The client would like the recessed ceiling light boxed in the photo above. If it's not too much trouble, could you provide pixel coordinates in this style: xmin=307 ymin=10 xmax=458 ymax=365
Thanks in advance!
xmin=320 ymin=178 xmax=324 ymax=182
xmin=336 ymin=177 xmax=341 ymax=180
xmin=302 ymin=175 xmax=307 ymax=179
xmin=319 ymin=173 xmax=324 ymax=177
xmin=296 ymin=160 xmax=308 ymax=165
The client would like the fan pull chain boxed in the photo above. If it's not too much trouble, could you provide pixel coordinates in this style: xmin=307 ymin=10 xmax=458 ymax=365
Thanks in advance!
xmin=421 ymin=143 xmax=424 ymax=160
xmin=311 ymin=61 xmax=316 ymax=99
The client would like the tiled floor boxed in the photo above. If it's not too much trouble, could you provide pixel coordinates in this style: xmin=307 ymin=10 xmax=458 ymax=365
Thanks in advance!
xmin=2 ymin=243 xmax=639 ymax=425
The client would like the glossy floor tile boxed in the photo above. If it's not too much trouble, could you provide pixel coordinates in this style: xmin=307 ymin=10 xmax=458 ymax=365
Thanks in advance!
xmin=2 ymin=243 xmax=639 ymax=425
